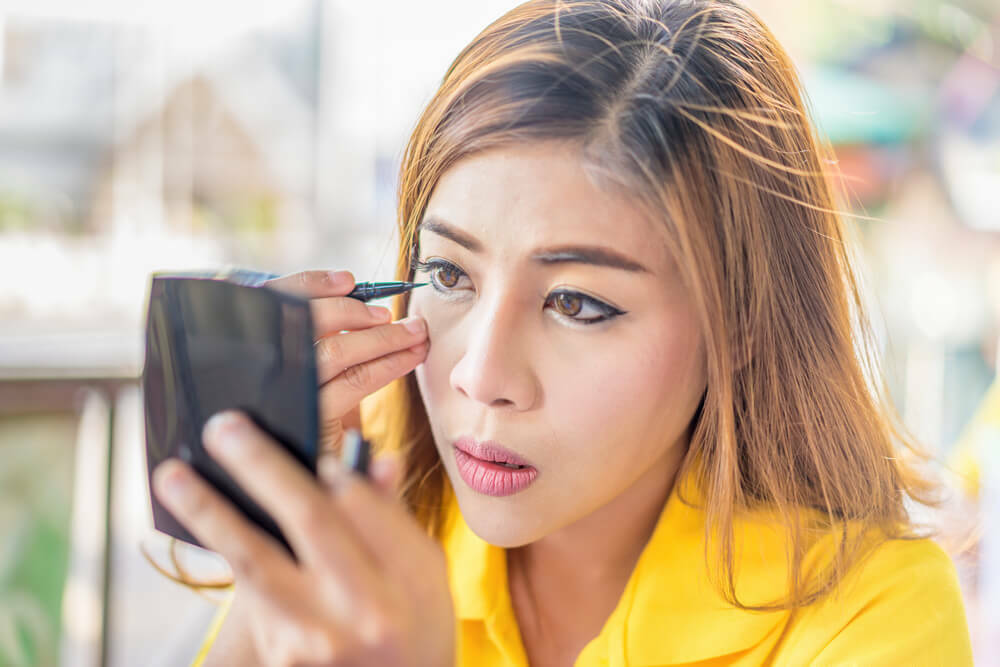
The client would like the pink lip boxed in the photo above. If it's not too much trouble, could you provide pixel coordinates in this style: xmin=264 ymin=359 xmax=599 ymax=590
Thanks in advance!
xmin=454 ymin=437 xmax=534 ymax=467
xmin=453 ymin=437 xmax=538 ymax=497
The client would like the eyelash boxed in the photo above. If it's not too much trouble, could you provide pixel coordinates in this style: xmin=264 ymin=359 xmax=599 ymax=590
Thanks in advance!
xmin=410 ymin=257 xmax=626 ymax=326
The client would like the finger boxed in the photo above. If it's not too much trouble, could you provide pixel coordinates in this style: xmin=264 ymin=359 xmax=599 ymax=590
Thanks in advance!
xmin=151 ymin=459 xmax=297 ymax=592
xmin=315 ymin=317 xmax=427 ymax=384
xmin=262 ymin=269 xmax=356 ymax=298
xmin=318 ymin=342 xmax=428 ymax=426
xmin=201 ymin=411 xmax=382 ymax=589
xmin=316 ymin=451 xmax=398 ymax=499
xmin=262 ymin=269 xmax=392 ymax=334
xmin=322 ymin=462 xmax=434 ymax=578
xmin=311 ymin=295 xmax=393 ymax=337
xmin=261 ymin=269 xmax=392 ymax=334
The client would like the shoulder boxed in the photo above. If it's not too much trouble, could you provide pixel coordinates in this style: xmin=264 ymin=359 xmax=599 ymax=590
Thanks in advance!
xmin=853 ymin=535 xmax=959 ymax=589
xmin=779 ymin=536 xmax=973 ymax=665
xmin=833 ymin=536 xmax=965 ymax=620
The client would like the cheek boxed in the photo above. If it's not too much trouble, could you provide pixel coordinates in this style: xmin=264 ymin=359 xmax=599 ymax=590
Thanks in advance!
xmin=407 ymin=291 xmax=458 ymax=334
xmin=405 ymin=291 xmax=427 ymax=319
xmin=554 ymin=323 xmax=706 ymax=449
xmin=409 ymin=295 xmax=456 ymax=408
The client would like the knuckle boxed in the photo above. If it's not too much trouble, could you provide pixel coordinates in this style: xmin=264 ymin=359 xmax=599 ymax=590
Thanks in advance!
xmin=354 ymin=352 xmax=408 ymax=390
xmin=317 ymin=335 xmax=346 ymax=368
xmin=373 ymin=324 xmax=395 ymax=345
xmin=342 ymin=363 xmax=371 ymax=391
xmin=366 ymin=627 xmax=409 ymax=664
xmin=296 ymin=270 xmax=331 ymax=294
xmin=332 ymin=295 xmax=363 ymax=320
xmin=388 ymin=349 xmax=417 ymax=373
xmin=359 ymin=613 xmax=400 ymax=649
xmin=226 ymin=545 xmax=260 ymax=583
xmin=292 ymin=497 xmax=330 ymax=534
xmin=302 ymin=628 xmax=339 ymax=663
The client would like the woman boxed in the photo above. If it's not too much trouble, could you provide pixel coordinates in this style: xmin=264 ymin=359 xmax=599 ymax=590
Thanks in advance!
xmin=154 ymin=0 xmax=974 ymax=664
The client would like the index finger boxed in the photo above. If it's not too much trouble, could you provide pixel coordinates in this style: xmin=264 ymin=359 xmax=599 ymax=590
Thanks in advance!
xmin=261 ymin=269 xmax=356 ymax=299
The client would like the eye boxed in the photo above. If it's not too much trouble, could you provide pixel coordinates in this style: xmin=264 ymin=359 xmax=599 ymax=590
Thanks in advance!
xmin=545 ymin=290 xmax=625 ymax=325
xmin=411 ymin=257 xmax=471 ymax=293
xmin=410 ymin=256 xmax=626 ymax=325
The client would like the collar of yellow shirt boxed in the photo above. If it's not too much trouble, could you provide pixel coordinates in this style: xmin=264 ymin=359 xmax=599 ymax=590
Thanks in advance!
xmin=440 ymin=472 xmax=835 ymax=665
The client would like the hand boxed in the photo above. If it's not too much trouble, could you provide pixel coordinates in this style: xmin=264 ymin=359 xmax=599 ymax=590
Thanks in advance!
xmin=260 ymin=269 xmax=428 ymax=461
xmin=153 ymin=412 xmax=455 ymax=666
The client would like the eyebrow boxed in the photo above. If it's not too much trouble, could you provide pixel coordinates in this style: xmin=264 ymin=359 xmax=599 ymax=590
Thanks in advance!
xmin=417 ymin=216 xmax=650 ymax=274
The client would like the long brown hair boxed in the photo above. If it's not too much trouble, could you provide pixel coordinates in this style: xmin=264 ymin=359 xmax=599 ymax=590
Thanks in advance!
xmin=365 ymin=0 xmax=940 ymax=611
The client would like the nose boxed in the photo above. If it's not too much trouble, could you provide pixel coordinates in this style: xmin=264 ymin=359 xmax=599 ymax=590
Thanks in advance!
xmin=449 ymin=294 xmax=538 ymax=411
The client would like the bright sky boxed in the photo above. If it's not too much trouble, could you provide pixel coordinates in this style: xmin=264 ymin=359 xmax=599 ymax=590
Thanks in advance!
xmin=1 ymin=0 xmax=296 ymax=31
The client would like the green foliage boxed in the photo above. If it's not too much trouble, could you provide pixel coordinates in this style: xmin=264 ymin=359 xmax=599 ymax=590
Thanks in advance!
xmin=0 ymin=414 xmax=77 ymax=667
xmin=0 ymin=193 xmax=36 ymax=233
xmin=190 ymin=194 xmax=279 ymax=236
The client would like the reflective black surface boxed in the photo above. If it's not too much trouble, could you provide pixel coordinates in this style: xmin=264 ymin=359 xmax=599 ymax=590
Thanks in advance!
xmin=142 ymin=274 xmax=318 ymax=553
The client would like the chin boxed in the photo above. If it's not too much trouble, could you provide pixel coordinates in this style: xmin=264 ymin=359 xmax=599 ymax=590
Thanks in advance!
xmin=453 ymin=487 xmax=550 ymax=547
xmin=468 ymin=520 xmax=537 ymax=548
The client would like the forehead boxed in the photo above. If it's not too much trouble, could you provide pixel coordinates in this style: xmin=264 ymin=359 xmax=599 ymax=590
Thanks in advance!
xmin=422 ymin=143 xmax=670 ymax=271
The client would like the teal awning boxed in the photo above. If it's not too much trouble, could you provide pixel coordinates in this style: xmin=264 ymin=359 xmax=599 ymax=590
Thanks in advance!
xmin=801 ymin=66 xmax=927 ymax=145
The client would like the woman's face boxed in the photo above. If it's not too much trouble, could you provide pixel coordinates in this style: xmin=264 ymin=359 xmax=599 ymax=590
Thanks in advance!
xmin=407 ymin=142 xmax=708 ymax=547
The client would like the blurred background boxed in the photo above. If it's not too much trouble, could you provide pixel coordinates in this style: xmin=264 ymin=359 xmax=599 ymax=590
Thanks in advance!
xmin=0 ymin=0 xmax=997 ymax=664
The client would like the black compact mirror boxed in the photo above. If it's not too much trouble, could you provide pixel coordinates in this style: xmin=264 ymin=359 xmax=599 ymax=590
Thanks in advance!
xmin=141 ymin=271 xmax=318 ymax=553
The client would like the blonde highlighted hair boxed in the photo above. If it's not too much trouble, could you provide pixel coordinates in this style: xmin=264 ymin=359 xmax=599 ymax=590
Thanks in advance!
xmin=166 ymin=0 xmax=940 ymax=611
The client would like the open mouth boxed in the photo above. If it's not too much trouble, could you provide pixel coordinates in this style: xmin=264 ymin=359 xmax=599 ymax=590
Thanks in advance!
xmin=464 ymin=451 xmax=528 ymax=470
xmin=493 ymin=461 xmax=525 ymax=469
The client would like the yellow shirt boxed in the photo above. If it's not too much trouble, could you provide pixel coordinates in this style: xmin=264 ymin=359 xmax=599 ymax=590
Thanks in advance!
xmin=194 ymin=476 xmax=973 ymax=666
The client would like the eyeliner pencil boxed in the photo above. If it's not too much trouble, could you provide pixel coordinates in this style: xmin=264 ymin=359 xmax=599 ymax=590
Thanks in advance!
xmin=345 ymin=280 xmax=429 ymax=302
xmin=206 ymin=268 xmax=428 ymax=302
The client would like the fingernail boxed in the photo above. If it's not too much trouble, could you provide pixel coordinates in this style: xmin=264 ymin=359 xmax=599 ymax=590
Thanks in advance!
xmin=203 ymin=411 xmax=244 ymax=453
xmin=327 ymin=270 xmax=353 ymax=287
xmin=156 ymin=461 xmax=190 ymax=502
xmin=401 ymin=316 xmax=426 ymax=335
xmin=367 ymin=305 xmax=392 ymax=322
